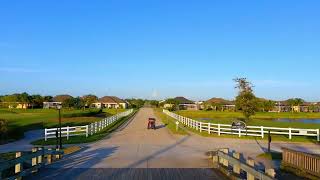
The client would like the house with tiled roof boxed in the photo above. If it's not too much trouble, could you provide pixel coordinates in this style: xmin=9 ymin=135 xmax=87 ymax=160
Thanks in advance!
xmin=204 ymin=97 xmax=236 ymax=111
xmin=164 ymin=97 xmax=199 ymax=110
xmin=92 ymin=96 xmax=128 ymax=109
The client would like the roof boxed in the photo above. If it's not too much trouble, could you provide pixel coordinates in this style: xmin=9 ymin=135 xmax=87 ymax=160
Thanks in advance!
xmin=52 ymin=95 xmax=73 ymax=102
xmin=173 ymin=97 xmax=194 ymax=104
xmin=205 ymin=98 xmax=234 ymax=105
xmin=98 ymin=96 xmax=126 ymax=104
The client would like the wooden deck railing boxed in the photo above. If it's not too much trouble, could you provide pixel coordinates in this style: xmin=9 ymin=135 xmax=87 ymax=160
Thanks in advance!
xmin=282 ymin=147 xmax=320 ymax=179
xmin=212 ymin=149 xmax=276 ymax=180
xmin=0 ymin=148 xmax=63 ymax=180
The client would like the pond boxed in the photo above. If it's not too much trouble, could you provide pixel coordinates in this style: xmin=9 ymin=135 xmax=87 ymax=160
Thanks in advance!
xmin=198 ymin=118 xmax=320 ymax=124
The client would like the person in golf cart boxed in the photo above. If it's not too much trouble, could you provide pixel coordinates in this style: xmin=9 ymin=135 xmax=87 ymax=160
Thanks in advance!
xmin=147 ymin=118 xmax=156 ymax=129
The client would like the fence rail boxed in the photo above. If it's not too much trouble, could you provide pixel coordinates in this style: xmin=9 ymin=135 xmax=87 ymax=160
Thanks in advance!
xmin=212 ymin=148 xmax=275 ymax=180
xmin=0 ymin=148 xmax=63 ymax=180
xmin=45 ymin=109 xmax=133 ymax=141
xmin=282 ymin=147 xmax=320 ymax=178
xmin=163 ymin=109 xmax=320 ymax=141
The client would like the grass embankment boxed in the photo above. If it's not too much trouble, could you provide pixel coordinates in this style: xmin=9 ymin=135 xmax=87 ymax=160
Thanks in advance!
xmin=177 ymin=110 xmax=320 ymax=129
xmin=31 ymin=109 xmax=137 ymax=145
xmin=172 ymin=110 xmax=320 ymax=143
xmin=0 ymin=108 xmax=126 ymax=143
xmin=153 ymin=108 xmax=187 ymax=135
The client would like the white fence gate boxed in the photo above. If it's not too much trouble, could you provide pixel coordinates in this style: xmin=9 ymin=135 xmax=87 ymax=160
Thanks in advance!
xmin=163 ymin=109 xmax=320 ymax=141
xmin=45 ymin=109 xmax=133 ymax=141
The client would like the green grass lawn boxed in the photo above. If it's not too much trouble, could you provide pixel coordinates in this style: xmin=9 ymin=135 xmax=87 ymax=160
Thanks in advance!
xmin=177 ymin=110 xmax=320 ymax=129
xmin=0 ymin=108 xmax=126 ymax=143
xmin=177 ymin=110 xmax=320 ymax=119
xmin=32 ymin=110 xmax=137 ymax=145
xmin=154 ymin=108 xmax=187 ymax=135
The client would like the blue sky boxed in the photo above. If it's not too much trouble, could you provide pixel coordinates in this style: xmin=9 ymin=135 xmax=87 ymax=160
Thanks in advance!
xmin=1 ymin=0 xmax=320 ymax=101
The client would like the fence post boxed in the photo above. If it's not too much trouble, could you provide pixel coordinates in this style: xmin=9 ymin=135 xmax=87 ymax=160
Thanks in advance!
xmin=45 ymin=128 xmax=47 ymax=141
xmin=261 ymin=126 xmax=264 ymax=138
xmin=37 ymin=147 xmax=43 ymax=165
xmin=196 ymin=121 xmax=199 ymax=131
xmin=317 ymin=129 xmax=320 ymax=142
xmin=238 ymin=128 xmax=241 ymax=137
xmin=246 ymin=157 xmax=255 ymax=180
xmin=47 ymin=148 xmax=52 ymax=164
xmin=289 ymin=128 xmax=292 ymax=140
xmin=66 ymin=126 xmax=69 ymax=140
xmin=32 ymin=148 xmax=38 ymax=173
xmin=208 ymin=123 xmax=211 ymax=134
xmin=218 ymin=124 xmax=221 ymax=136
xmin=233 ymin=152 xmax=241 ymax=175
xmin=220 ymin=149 xmax=229 ymax=167
xmin=265 ymin=168 xmax=276 ymax=178
xmin=86 ymin=125 xmax=89 ymax=137
xmin=199 ymin=122 xmax=202 ymax=133
xmin=15 ymin=151 xmax=22 ymax=178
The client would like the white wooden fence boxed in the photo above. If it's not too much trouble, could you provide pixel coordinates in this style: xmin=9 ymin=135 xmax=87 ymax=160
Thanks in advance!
xmin=163 ymin=109 xmax=320 ymax=141
xmin=45 ymin=109 xmax=133 ymax=141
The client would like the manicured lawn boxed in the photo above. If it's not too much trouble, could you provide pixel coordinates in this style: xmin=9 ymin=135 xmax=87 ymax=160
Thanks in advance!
xmin=177 ymin=110 xmax=320 ymax=119
xmin=153 ymin=108 xmax=187 ymax=135
xmin=1 ymin=108 xmax=126 ymax=143
xmin=32 ymin=110 xmax=137 ymax=145
xmin=176 ymin=110 xmax=320 ymax=129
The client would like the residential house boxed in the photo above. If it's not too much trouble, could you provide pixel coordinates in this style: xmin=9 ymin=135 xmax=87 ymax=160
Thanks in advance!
xmin=92 ymin=96 xmax=128 ymax=109
xmin=272 ymin=101 xmax=320 ymax=112
xmin=164 ymin=97 xmax=199 ymax=110
xmin=43 ymin=102 xmax=62 ymax=109
xmin=204 ymin=98 xmax=236 ymax=111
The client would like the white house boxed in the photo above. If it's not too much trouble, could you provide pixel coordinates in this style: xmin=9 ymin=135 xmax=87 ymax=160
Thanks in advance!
xmin=92 ymin=96 xmax=128 ymax=109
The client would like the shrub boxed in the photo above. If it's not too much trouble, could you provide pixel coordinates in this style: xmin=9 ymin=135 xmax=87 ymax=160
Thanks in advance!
xmin=0 ymin=119 xmax=8 ymax=144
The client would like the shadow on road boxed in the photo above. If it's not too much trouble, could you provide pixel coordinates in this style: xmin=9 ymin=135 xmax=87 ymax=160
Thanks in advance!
xmin=26 ymin=146 xmax=119 ymax=179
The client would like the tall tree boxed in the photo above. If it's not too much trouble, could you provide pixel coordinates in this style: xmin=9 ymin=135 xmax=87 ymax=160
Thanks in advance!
xmin=234 ymin=78 xmax=258 ymax=121
xmin=287 ymin=98 xmax=304 ymax=112
xmin=82 ymin=95 xmax=98 ymax=109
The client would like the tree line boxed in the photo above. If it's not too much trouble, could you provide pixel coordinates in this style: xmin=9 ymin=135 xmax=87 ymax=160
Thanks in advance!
xmin=0 ymin=93 xmax=148 ymax=109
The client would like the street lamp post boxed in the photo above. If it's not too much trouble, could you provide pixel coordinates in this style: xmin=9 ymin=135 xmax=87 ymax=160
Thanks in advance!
xmin=57 ymin=105 xmax=62 ymax=149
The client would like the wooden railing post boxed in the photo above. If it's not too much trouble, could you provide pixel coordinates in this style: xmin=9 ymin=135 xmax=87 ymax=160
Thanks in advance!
xmin=219 ymin=149 xmax=229 ymax=167
xmin=199 ymin=122 xmax=202 ymax=133
xmin=15 ymin=152 xmax=22 ymax=180
xmin=55 ymin=148 xmax=61 ymax=160
xmin=208 ymin=123 xmax=211 ymax=134
xmin=317 ymin=129 xmax=320 ymax=142
xmin=265 ymin=168 xmax=276 ymax=178
xmin=261 ymin=126 xmax=264 ymax=138
xmin=233 ymin=152 xmax=241 ymax=175
xmin=37 ymin=147 xmax=43 ymax=165
xmin=47 ymin=148 xmax=52 ymax=164
xmin=218 ymin=124 xmax=221 ymax=136
xmin=31 ymin=148 xmax=38 ymax=173
xmin=246 ymin=157 xmax=255 ymax=180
